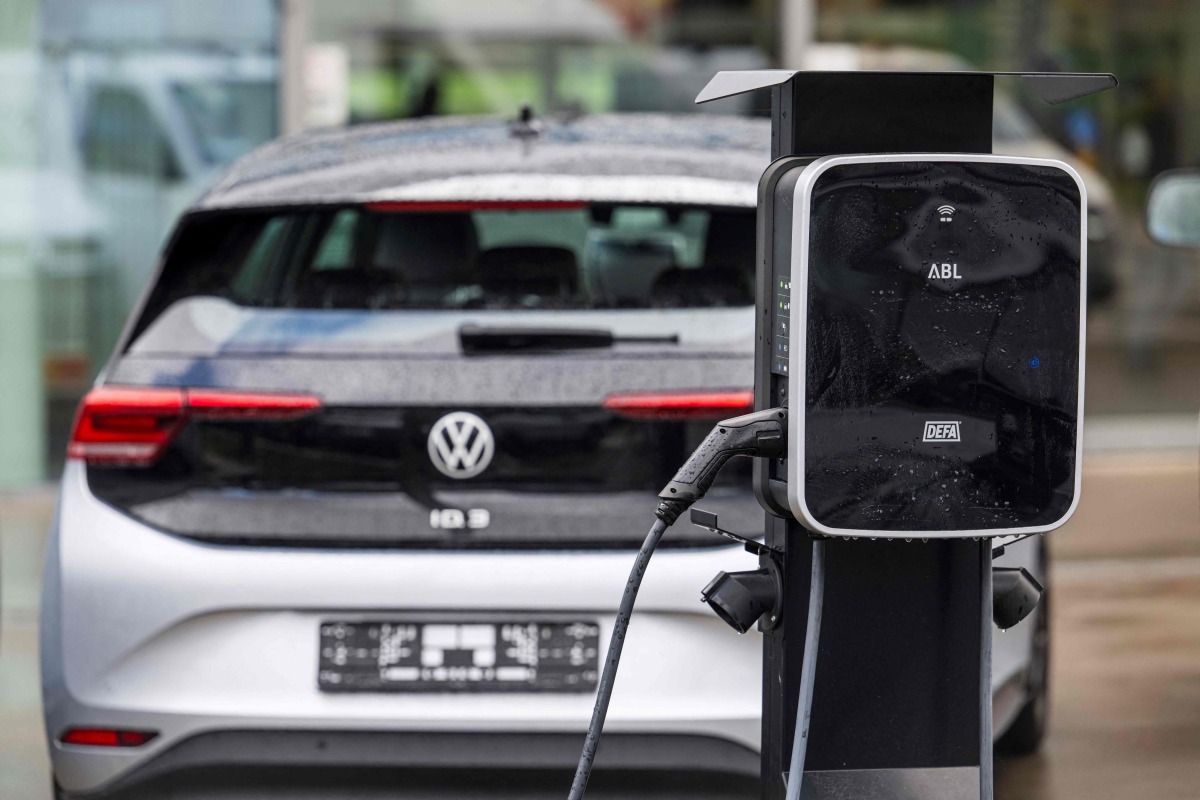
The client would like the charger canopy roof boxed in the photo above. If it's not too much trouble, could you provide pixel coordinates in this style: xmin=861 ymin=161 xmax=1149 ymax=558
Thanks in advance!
xmin=696 ymin=70 xmax=1117 ymax=158
xmin=696 ymin=70 xmax=1117 ymax=106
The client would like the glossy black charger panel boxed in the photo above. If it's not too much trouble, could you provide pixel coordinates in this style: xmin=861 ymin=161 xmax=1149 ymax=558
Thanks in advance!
xmin=787 ymin=156 xmax=1085 ymax=537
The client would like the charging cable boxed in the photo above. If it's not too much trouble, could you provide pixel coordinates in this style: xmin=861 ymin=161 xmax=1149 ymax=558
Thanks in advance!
xmin=786 ymin=537 xmax=825 ymax=800
xmin=568 ymin=408 xmax=787 ymax=800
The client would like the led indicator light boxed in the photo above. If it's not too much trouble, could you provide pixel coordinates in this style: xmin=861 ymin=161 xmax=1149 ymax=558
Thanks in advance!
xmin=1029 ymin=357 xmax=1041 ymax=369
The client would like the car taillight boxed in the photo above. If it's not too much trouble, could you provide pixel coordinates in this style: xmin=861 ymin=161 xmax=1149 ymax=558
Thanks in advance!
xmin=60 ymin=728 xmax=158 ymax=747
xmin=187 ymin=388 xmax=322 ymax=421
xmin=68 ymin=386 xmax=186 ymax=467
xmin=602 ymin=389 xmax=755 ymax=421
xmin=69 ymin=386 xmax=323 ymax=467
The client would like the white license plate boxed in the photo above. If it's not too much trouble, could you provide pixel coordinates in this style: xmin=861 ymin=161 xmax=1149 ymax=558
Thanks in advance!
xmin=318 ymin=620 xmax=600 ymax=693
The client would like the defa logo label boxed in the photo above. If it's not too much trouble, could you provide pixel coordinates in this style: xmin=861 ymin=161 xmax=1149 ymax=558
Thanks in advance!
xmin=923 ymin=421 xmax=962 ymax=442
xmin=927 ymin=262 xmax=962 ymax=280
xmin=428 ymin=411 xmax=495 ymax=479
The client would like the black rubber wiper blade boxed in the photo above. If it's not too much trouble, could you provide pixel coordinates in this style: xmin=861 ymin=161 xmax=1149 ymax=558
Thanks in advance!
xmin=459 ymin=325 xmax=678 ymax=354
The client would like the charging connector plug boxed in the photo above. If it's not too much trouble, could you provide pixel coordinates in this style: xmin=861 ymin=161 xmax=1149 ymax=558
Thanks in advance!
xmin=656 ymin=407 xmax=787 ymax=525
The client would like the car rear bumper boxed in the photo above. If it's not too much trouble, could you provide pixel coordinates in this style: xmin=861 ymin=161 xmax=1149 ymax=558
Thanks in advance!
xmin=54 ymin=730 xmax=760 ymax=799
xmin=42 ymin=463 xmax=764 ymax=794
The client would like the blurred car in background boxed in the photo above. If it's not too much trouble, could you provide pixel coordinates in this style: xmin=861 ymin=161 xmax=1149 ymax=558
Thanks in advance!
xmin=58 ymin=49 xmax=279 ymax=310
xmin=993 ymin=93 xmax=1120 ymax=301
xmin=42 ymin=112 xmax=1048 ymax=798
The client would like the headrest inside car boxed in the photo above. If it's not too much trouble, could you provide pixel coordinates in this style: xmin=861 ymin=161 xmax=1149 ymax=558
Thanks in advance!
xmin=372 ymin=213 xmax=479 ymax=285
xmin=297 ymin=269 xmax=403 ymax=309
xmin=479 ymin=246 xmax=578 ymax=303
xmin=703 ymin=211 xmax=756 ymax=272
xmin=652 ymin=266 xmax=752 ymax=308
xmin=585 ymin=238 xmax=677 ymax=306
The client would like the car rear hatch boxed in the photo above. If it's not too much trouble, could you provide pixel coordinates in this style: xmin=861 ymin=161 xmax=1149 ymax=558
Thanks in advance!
xmin=83 ymin=201 xmax=761 ymax=549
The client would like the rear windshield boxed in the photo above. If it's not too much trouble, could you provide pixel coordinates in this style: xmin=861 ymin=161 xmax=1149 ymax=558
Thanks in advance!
xmin=133 ymin=202 xmax=756 ymax=336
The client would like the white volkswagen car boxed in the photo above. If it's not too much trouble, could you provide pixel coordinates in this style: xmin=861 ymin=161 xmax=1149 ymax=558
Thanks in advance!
xmin=42 ymin=113 xmax=1047 ymax=798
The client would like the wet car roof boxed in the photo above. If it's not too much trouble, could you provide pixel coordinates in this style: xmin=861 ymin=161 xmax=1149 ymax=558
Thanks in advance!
xmin=197 ymin=113 xmax=772 ymax=210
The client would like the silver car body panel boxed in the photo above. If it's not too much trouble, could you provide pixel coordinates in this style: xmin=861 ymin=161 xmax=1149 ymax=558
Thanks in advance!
xmin=44 ymin=461 xmax=766 ymax=792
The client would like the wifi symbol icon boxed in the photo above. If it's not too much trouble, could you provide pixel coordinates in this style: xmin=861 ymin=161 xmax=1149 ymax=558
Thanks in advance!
xmin=937 ymin=205 xmax=956 ymax=222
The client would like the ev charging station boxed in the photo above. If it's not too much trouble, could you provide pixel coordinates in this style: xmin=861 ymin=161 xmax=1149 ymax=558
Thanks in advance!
xmin=570 ymin=69 xmax=1116 ymax=800
xmin=695 ymin=70 xmax=1115 ymax=800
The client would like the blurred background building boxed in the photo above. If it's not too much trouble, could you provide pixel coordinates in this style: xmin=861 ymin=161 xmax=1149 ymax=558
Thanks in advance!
xmin=2 ymin=0 xmax=1199 ymax=485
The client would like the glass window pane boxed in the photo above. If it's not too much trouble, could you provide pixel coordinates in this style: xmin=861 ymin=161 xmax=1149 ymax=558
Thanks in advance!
xmin=82 ymin=87 xmax=177 ymax=178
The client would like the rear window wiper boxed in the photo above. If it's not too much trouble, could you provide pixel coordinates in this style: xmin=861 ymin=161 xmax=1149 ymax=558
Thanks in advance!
xmin=459 ymin=325 xmax=679 ymax=354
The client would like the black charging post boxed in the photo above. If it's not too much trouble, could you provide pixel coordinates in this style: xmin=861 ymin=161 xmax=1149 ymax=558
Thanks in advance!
xmin=695 ymin=70 xmax=1116 ymax=800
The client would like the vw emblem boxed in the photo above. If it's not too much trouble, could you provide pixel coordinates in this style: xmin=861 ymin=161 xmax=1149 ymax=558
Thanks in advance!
xmin=427 ymin=411 xmax=495 ymax=479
